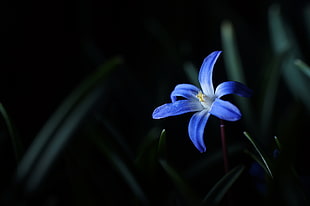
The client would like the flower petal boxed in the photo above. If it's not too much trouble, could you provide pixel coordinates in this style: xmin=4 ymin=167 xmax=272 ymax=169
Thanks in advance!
xmin=152 ymin=100 xmax=203 ymax=119
xmin=170 ymin=84 xmax=201 ymax=102
xmin=215 ymin=81 xmax=253 ymax=98
xmin=188 ymin=110 xmax=210 ymax=153
xmin=198 ymin=51 xmax=222 ymax=96
xmin=209 ymin=98 xmax=241 ymax=121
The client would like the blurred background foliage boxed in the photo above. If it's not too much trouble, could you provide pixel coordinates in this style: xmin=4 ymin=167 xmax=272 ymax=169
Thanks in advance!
xmin=1 ymin=0 xmax=310 ymax=205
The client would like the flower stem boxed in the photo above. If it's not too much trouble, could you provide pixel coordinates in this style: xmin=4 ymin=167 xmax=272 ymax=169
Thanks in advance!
xmin=220 ymin=119 xmax=229 ymax=173
xmin=220 ymin=119 xmax=232 ymax=206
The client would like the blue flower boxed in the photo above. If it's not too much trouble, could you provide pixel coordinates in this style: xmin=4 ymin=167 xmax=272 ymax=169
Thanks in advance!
xmin=152 ymin=51 xmax=252 ymax=152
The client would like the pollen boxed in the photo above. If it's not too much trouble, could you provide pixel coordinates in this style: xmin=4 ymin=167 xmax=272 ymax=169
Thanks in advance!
xmin=196 ymin=91 xmax=206 ymax=102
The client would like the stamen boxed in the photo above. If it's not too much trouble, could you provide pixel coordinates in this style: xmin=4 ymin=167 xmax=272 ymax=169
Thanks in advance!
xmin=196 ymin=91 xmax=213 ymax=110
xmin=196 ymin=91 xmax=206 ymax=102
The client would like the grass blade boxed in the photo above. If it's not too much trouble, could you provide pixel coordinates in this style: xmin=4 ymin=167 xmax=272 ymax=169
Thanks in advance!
xmin=90 ymin=131 xmax=148 ymax=205
xmin=159 ymin=159 xmax=199 ymax=205
xmin=269 ymin=5 xmax=310 ymax=111
xmin=145 ymin=19 xmax=179 ymax=64
xmin=295 ymin=59 xmax=310 ymax=78
xmin=157 ymin=129 xmax=167 ymax=160
xmin=183 ymin=62 xmax=200 ymax=87
xmin=259 ymin=54 xmax=283 ymax=138
xmin=220 ymin=21 xmax=246 ymax=84
xmin=243 ymin=131 xmax=273 ymax=178
xmin=244 ymin=149 xmax=270 ymax=177
xmin=156 ymin=129 xmax=199 ymax=204
xmin=14 ymin=57 xmax=122 ymax=194
xmin=201 ymin=165 xmax=245 ymax=206
xmin=274 ymin=136 xmax=282 ymax=150
xmin=0 ymin=103 xmax=23 ymax=162
xmin=220 ymin=20 xmax=254 ymax=126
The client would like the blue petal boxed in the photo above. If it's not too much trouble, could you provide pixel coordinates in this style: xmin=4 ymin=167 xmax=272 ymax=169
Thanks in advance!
xmin=152 ymin=100 xmax=203 ymax=119
xmin=209 ymin=98 xmax=241 ymax=121
xmin=215 ymin=81 xmax=253 ymax=98
xmin=198 ymin=51 xmax=222 ymax=96
xmin=188 ymin=110 xmax=210 ymax=153
xmin=170 ymin=84 xmax=200 ymax=102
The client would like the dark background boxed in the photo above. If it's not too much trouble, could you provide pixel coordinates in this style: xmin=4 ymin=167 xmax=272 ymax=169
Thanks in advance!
xmin=1 ymin=0 xmax=310 ymax=205
xmin=1 ymin=0 xmax=308 ymax=143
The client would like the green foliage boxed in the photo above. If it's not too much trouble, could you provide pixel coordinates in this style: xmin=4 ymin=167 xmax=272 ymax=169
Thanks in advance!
xmin=269 ymin=5 xmax=310 ymax=112
xmin=1 ymin=2 xmax=310 ymax=206
xmin=201 ymin=165 xmax=245 ymax=206
xmin=295 ymin=59 xmax=310 ymax=79
xmin=16 ymin=57 xmax=122 ymax=193
xmin=220 ymin=21 xmax=254 ymax=130
xmin=0 ymin=103 xmax=23 ymax=162
xmin=244 ymin=131 xmax=273 ymax=179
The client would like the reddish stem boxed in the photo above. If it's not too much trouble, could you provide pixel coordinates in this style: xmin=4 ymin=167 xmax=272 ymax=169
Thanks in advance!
xmin=220 ymin=119 xmax=229 ymax=173
xmin=220 ymin=119 xmax=232 ymax=206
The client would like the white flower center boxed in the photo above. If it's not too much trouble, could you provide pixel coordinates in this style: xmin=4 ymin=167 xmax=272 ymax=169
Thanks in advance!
xmin=196 ymin=91 xmax=214 ymax=110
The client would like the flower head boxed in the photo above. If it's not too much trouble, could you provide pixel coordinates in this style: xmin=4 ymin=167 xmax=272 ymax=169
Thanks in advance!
xmin=152 ymin=51 xmax=252 ymax=152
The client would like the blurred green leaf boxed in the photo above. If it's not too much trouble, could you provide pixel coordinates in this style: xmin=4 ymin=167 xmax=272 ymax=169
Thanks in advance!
xmin=134 ymin=128 xmax=161 ymax=177
xmin=244 ymin=149 xmax=271 ymax=176
xmin=184 ymin=62 xmax=200 ymax=87
xmin=159 ymin=159 xmax=199 ymax=205
xmin=0 ymin=102 xmax=23 ymax=162
xmin=157 ymin=129 xmax=199 ymax=204
xmin=96 ymin=114 xmax=134 ymax=160
xmin=274 ymin=136 xmax=282 ymax=150
xmin=269 ymin=5 xmax=291 ymax=53
xmin=157 ymin=129 xmax=167 ymax=160
xmin=220 ymin=20 xmax=254 ymax=127
xmin=267 ymin=152 xmax=310 ymax=206
xmin=220 ymin=21 xmax=246 ymax=84
xmin=295 ymin=59 xmax=310 ymax=78
xmin=14 ymin=57 xmax=122 ymax=194
xmin=90 ymin=131 xmax=149 ymax=205
xmin=243 ymin=131 xmax=273 ymax=178
xmin=269 ymin=4 xmax=310 ymax=111
xmin=185 ymin=143 xmax=244 ymax=178
xmin=201 ymin=165 xmax=245 ymax=206
xmin=259 ymin=54 xmax=283 ymax=137
xmin=145 ymin=18 xmax=179 ymax=63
